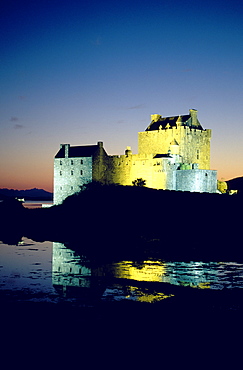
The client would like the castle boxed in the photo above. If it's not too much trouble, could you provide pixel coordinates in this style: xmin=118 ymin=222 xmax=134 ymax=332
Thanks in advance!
xmin=54 ymin=109 xmax=217 ymax=204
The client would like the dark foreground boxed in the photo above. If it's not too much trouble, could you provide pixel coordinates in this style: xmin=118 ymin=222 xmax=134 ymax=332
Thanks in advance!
xmin=1 ymin=284 xmax=242 ymax=366
xmin=1 ymin=184 xmax=242 ymax=260
xmin=1 ymin=186 xmax=242 ymax=365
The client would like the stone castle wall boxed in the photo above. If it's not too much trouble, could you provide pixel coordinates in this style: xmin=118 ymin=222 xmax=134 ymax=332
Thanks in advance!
xmin=91 ymin=143 xmax=108 ymax=183
xmin=54 ymin=142 xmax=108 ymax=204
xmin=106 ymin=152 xmax=170 ymax=189
xmin=105 ymin=152 xmax=216 ymax=193
xmin=138 ymin=125 xmax=211 ymax=170
xmin=53 ymin=110 xmax=217 ymax=203
xmin=54 ymin=156 xmax=93 ymax=204
xmin=176 ymin=169 xmax=217 ymax=193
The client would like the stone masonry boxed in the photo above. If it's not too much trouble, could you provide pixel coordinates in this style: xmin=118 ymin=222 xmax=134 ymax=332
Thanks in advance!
xmin=53 ymin=109 xmax=217 ymax=204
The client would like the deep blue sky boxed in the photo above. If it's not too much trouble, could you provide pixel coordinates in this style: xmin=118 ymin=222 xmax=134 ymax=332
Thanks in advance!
xmin=1 ymin=0 xmax=243 ymax=191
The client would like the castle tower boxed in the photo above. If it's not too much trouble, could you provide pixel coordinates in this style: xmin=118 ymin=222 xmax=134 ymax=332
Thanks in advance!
xmin=138 ymin=109 xmax=211 ymax=169
xmin=54 ymin=141 xmax=108 ymax=204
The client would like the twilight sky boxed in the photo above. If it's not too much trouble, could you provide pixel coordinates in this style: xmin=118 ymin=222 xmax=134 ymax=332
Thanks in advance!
xmin=0 ymin=0 xmax=243 ymax=192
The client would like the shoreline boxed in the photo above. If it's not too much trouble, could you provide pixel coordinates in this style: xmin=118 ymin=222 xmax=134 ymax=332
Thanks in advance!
xmin=0 ymin=185 xmax=242 ymax=261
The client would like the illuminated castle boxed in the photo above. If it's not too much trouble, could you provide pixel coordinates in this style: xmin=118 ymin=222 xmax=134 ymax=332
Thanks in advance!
xmin=54 ymin=109 xmax=217 ymax=204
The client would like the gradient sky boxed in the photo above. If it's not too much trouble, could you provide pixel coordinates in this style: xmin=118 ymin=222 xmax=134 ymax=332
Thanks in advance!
xmin=1 ymin=0 xmax=243 ymax=192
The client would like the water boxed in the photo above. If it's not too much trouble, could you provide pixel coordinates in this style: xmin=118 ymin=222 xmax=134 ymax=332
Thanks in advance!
xmin=23 ymin=200 xmax=53 ymax=208
xmin=1 ymin=237 xmax=243 ymax=306
xmin=1 ymin=236 xmax=243 ymax=365
xmin=0 ymin=239 xmax=57 ymax=302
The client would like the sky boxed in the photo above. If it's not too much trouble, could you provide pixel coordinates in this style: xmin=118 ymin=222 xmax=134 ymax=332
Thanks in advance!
xmin=0 ymin=0 xmax=243 ymax=192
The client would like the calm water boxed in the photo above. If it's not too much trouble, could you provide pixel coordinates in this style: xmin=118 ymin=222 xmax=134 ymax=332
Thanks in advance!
xmin=1 ymin=237 xmax=243 ymax=306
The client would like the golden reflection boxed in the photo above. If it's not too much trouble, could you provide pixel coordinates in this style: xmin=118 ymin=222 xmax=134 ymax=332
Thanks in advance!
xmin=193 ymin=282 xmax=211 ymax=289
xmin=110 ymin=260 xmax=211 ymax=289
xmin=112 ymin=260 xmax=166 ymax=282
xmin=127 ymin=286 xmax=174 ymax=303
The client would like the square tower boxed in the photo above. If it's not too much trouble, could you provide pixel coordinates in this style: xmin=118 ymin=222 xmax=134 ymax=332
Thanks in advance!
xmin=138 ymin=109 xmax=211 ymax=169
xmin=54 ymin=142 xmax=107 ymax=204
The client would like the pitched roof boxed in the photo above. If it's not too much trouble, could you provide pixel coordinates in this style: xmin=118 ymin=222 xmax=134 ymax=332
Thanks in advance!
xmin=145 ymin=114 xmax=203 ymax=131
xmin=55 ymin=145 xmax=99 ymax=158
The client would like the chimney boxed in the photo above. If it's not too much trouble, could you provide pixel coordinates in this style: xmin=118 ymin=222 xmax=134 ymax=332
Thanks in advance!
xmin=151 ymin=114 xmax=162 ymax=122
xmin=189 ymin=109 xmax=198 ymax=126
xmin=60 ymin=144 xmax=70 ymax=158
xmin=97 ymin=141 xmax=103 ymax=148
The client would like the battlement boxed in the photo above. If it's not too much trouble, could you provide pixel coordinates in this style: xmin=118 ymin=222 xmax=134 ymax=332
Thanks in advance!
xmin=146 ymin=109 xmax=203 ymax=131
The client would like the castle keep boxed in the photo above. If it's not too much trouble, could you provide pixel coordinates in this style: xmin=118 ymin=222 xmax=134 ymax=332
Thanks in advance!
xmin=54 ymin=109 xmax=217 ymax=204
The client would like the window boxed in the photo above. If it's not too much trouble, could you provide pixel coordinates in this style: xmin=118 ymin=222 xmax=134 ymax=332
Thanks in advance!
xmin=71 ymin=170 xmax=74 ymax=175
xmin=71 ymin=160 xmax=74 ymax=165
xmin=71 ymin=186 xmax=73 ymax=190
xmin=60 ymin=160 xmax=62 ymax=165
xmin=80 ymin=170 xmax=83 ymax=175
xmin=80 ymin=159 xmax=83 ymax=165
xmin=60 ymin=171 xmax=62 ymax=176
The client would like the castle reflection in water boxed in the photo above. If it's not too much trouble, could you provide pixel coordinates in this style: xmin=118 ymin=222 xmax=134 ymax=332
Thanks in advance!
xmin=52 ymin=242 xmax=243 ymax=303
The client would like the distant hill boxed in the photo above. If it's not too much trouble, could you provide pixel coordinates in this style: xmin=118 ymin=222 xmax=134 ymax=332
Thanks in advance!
xmin=0 ymin=188 xmax=53 ymax=200
xmin=226 ymin=177 xmax=243 ymax=194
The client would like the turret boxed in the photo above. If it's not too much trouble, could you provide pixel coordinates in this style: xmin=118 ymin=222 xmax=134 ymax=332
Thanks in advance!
xmin=176 ymin=116 xmax=183 ymax=125
xmin=125 ymin=146 xmax=132 ymax=156
xmin=170 ymin=139 xmax=179 ymax=155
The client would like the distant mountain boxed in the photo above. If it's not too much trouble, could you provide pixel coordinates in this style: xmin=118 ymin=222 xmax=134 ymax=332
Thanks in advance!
xmin=0 ymin=188 xmax=53 ymax=200
xmin=226 ymin=176 xmax=243 ymax=194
